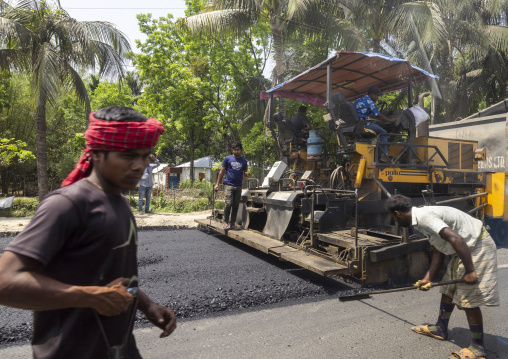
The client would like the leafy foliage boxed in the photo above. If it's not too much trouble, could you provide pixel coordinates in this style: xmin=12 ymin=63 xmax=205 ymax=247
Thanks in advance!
xmin=0 ymin=0 xmax=130 ymax=197
xmin=90 ymin=81 xmax=134 ymax=110
xmin=0 ymin=138 xmax=35 ymax=166
xmin=2 ymin=197 xmax=39 ymax=217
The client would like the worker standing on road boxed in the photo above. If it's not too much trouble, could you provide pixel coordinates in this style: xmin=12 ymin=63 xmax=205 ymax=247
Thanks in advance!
xmin=0 ymin=106 xmax=176 ymax=359
xmin=214 ymin=142 xmax=249 ymax=230
xmin=138 ymin=153 xmax=160 ymax=214
xmin=385 ymin=195 xmax=499 ymax=359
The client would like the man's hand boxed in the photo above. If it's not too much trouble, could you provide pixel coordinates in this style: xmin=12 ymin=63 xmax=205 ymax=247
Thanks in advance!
xmin=414 ymin=278 xmax=432 ymax=291
xmin=143 ymin=302 xmax=177 ymax=338
xmin=414 ymin=277 xmax=432 ymax=291
xmin=150 ymin=154 xmax=156 ymax=160
xmin=413 ymin=280 xmax=432 ymax=291
xmin=87 ymin=278 xmax=133 ymax=316
xmin=244 ymin=171 xmax=250 ymax=177
xmin=214 ymin=184 xmax=219 ymax=191
xmin=462 ymin=271 xmax=478 ymax=285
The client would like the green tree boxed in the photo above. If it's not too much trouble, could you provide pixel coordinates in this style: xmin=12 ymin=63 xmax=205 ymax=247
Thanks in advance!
xmin=124 ymin=71 xmax=144 ymax=97
xmin=0 ymin=138 xmax=35 ymax=195
xmin=407 ymin=0 xmax=508 ymax=122
xmin=0 ymin=0 xmax=130 ymax=197
xmin=133 ymin=11 xmax=264 ymax=180
xmin=90 ymin=81 xmax=134 ymax=110
xmin=180 ymin=0 xmax=361 ymax=119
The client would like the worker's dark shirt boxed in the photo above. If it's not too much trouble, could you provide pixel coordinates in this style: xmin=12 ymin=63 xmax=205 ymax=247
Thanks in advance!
xmin=6 ymin=179 xmax=141 ymax=359
xmin=290 ymin=112 xmax=309 ymax=133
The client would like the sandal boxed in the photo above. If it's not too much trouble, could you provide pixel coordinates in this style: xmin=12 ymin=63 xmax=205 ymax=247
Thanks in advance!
xmin=411 ymin=324 xmax=447 ymax=340
xmin=449 ymin=348 xmax=486 ymax=359
xmin=222 ymin=222 xmax=230 ymax=229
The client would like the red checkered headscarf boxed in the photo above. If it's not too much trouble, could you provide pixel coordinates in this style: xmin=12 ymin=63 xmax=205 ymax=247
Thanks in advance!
xmin=61 ymin=112 xmax=165 ymax=187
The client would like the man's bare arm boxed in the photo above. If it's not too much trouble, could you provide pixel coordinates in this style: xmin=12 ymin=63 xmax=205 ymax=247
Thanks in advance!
xmin=377 ymin=113 xmax=396 ymax=123
xmin=439 ymin=227 xmax=478 ymax=284
xmin=0 ymin=251 xmax=133 ymax=316
xmin=214 ymin=167 xmax=226 ymax=191
xmin=417 ymin=247 xmax=444 ymax=289
xmin=138 ymin=290 xmax=177 ymax=338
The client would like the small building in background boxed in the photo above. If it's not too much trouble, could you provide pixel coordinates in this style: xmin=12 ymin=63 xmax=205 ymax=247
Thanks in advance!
xmin=176 ymin=156 xmax=217 ymax=184
xmin=162 ymin=167 xmax=183 ymax=189
xmin=151 ymin=164 xmax=169 ymax=189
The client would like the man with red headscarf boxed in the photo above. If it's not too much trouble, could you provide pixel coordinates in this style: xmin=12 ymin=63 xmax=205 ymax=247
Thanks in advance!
xmin=0 ymin=106 xmax=176 ymax=358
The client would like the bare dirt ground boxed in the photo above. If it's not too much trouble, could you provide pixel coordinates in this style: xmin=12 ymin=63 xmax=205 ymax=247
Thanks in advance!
xmin=0 ymin=210 xmax=211 ymax=235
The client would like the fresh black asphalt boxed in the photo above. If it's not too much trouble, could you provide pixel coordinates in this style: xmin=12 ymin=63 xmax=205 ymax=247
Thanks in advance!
xmin=0 ymin=229 xmax=362 ymax=346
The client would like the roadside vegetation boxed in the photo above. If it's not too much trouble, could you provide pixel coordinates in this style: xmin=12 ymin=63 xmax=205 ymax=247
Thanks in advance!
xmin=2 ymin=0 xmax=508 ymax=202
xmin=1 ymin=180 xmax=224 ymax=217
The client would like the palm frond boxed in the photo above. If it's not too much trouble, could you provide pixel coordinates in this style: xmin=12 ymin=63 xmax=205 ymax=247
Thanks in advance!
xmin=287 ymin=0 xmax=343 ymax=19
xmin=389 ymin=2 xmax=448 ymax=47
xmin=79 ymin=21 xmax=131 ymax=56
xmin=62 ymin=64 xmax=91 ymax=114
xmin=181 ymin=9 xmax=258 ymax=36
xmin=212 ymin=0 xmax=261 ymax=13
xmin=486 ymin=25 xmax=508 ymax=53
xmin=0 ymin=48 xmax=28 ymax=70
xmin=33 ymin=42 xmax=60 ymax=107
xmin=88 ymin=40 xmax=126 ymax=80
xmin=0 ymin=15 xmax=32 ymax=46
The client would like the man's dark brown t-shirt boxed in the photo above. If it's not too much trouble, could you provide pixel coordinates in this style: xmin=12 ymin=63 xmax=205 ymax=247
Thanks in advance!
xmin=6 ymin=179 xmax=141 ymax=359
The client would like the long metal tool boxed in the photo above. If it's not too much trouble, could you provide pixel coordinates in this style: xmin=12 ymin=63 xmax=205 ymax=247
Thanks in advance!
xmin=339 ymin=279 xmax=464 ymax=301
xmin=211 ymin=188 xmax=215 ymax=226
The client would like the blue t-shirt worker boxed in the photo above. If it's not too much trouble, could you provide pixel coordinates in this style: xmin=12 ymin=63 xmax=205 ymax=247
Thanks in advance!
xmin=354 ymin=85 xmax=396 ymax=163
xmin=214 ymin=142 xmax=249 ymax=229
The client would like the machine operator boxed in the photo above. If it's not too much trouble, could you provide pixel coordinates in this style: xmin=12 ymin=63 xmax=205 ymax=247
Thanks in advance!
xmin=354 ymin=86 xmax=396 ymax=162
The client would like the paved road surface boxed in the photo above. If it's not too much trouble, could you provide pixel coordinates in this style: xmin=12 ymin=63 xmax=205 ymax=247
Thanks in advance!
xmin=0 ymin=230 xmax=506 ymax=358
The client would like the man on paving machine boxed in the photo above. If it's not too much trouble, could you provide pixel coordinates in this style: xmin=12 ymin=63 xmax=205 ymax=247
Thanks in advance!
xmin=354 ymin=85 xmax=397 ymax=162
xmin=0 ymin=106 xmax=176 ymax=359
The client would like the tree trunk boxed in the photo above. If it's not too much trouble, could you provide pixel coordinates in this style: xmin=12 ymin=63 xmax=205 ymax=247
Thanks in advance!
xmin=457 ymin=74 xmax=468 ymax=120
xmin=271 ymin=23 xmax=286 ymax=118
xmin=498 ymin=77 xmax=508 ymax=101
xmin=189 ymin=127 xmax=195 ymax=184
xmin=372 ymin=38 xmax=381 ymax=53
xmin=270 ymin=22 xmax=287 ymax=162
xmin=35 ymin=104 xmax=49 ymax=199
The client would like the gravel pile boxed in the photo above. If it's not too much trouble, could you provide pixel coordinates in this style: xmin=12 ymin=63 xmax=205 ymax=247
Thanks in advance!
xmin=0 ymin=229 xmax=362 ymax=346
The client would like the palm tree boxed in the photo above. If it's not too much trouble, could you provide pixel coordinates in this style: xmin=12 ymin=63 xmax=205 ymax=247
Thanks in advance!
xmin=335 ymin=0 xmax=446 ymax=54
xmin=401 ymin=0 xmax=508 ymax=122
xmin=124 ymin=71 xmax=144 ymax=97
xmin=181 ymin=0 xmax=362 ymax=118
xmin=338 ymin=1 xmax=508 ymax=122
xmin=0 ymin=0 xmax=130 ymax=198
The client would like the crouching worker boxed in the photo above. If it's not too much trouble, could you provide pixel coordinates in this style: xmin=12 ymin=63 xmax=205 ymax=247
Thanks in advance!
xmin=0 ymin=106 xmax=176 ymax=358
xmin=385 ymin=195 xmax=499 ymax=359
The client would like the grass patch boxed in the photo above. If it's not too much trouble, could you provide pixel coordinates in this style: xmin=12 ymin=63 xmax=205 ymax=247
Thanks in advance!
xmin=127 ymin=181 xmax=222 ymax=213
xmin=2 ymin=180 xmax=223 ymax=217
xmin=0 ymin=197 xmax=39 ymax=217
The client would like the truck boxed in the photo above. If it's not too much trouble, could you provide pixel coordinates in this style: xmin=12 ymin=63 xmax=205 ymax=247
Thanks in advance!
xmin=430 ymin=101 xmax=508 ymax=246
xmin=197 ymin=51 xmax=502 ymax=286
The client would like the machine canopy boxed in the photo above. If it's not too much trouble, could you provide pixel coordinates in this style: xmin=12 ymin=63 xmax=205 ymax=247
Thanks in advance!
xmin=260 ymin=51 xmax=438 ymax=108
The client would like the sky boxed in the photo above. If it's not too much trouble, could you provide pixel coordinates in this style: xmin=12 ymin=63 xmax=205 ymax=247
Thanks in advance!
xmin=59 ymin=0 xmax=275 ymax=78
xmin=60 ymin=0 xmax=189 ymax=70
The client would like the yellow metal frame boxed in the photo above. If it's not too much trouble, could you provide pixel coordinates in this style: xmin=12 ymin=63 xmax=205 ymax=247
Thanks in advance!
xmin=485 ymin=172 xmax=507 ymax=219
